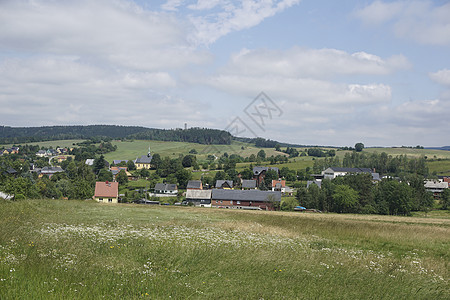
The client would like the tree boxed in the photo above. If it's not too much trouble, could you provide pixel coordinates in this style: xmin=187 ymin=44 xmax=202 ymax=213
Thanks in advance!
xmin=441 ymin=188 xmax=450 ymax=210
xmin=175 ymin=168 xmax=192 ymax=188
xmin=333 ymin=185 xmax=359 ymax=213
xmin=182 ymin=155 xmax=196 ymax=168
xmin=264 ymin=169 xmax=278 ymax=187
xmin=151 ymin=153 xmax=162 ymax=170
xmin=127 ymin=160 xmax=136 ymax=171
xmin=275 ymin=144 xmax=281 ymax=152
xmin=93 ymin=155 xmax=107 ymax=174
xmin=214 ymin=171 xmax=226 ymax=181
xmin=98 ymin=169 xmax=113 ymax=182
xmin=116 ymin=170 xmax=128 ymax=185
xmin=355 ymin=143 xmax=364 ymax=152
xmin=240 ymin=168 xmax=253 ymax=180
xmin=257 ymin=150 xmax=266 ymax=160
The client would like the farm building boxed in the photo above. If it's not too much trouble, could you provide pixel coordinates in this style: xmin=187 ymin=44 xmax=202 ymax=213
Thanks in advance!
xmin=211 ymin=189 xmax=281 ymax=211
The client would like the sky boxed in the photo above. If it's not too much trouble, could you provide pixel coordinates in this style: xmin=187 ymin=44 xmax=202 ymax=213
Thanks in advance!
xmin=1 ymin=0 xmax=449 ymax=147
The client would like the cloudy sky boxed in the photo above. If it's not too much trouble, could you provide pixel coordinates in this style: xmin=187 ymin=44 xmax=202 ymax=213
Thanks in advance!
xmin=1 ymin=0 xmax=449 ymax=147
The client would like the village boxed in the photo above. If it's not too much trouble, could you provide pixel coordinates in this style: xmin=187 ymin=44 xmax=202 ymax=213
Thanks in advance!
xmin=2 ymin=142 xmax=449 ymax=215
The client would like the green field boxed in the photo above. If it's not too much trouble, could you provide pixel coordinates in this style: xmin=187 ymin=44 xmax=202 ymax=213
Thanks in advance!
xmin=0 ymin=139 xmax=85 ymax=149
xmin=0 ymin=200 xmax=448 ymax=299
xmin=103 ymin=140 xmax=287 ymax=162
xmin=364 ymin=147 xmax=450 ymax=159
xmin=427 ymin=159 xmax=450 ymax=176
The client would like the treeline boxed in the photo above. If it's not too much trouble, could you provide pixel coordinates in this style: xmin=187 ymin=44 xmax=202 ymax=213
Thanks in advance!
xmin=129 ymin=128 xmax=232 ymax=145
xmin=234 ymin=137 xmax=306 ymax=148
xmin=311 ymin=152 xmax=428 ymax=176
xmin=0 ymin=125 xmax=232 ymax=145
xmin=297 ymin=174 xmax=442 ymax=215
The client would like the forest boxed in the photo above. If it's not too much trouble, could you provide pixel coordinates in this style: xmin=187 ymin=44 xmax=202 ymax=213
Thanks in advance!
xmin=0 ymin=125 xmax=231 ymax=145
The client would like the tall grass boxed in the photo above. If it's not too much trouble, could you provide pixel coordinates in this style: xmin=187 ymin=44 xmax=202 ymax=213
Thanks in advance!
xmin=0 ymin=200 xmax=448 ymax=299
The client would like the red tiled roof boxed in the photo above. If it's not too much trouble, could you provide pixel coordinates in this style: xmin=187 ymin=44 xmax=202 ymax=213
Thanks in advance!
xmin=95 ymin=181 xmax=119 ymax=198
xmin=272 ymin=180 xmax=286 ymax=187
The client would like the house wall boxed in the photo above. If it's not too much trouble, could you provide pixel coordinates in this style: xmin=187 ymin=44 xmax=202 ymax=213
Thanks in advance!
xmin=136 ymin=163 xmax=151 ymax=170
xmin=95 ymin=196 xmax=118 ymax=204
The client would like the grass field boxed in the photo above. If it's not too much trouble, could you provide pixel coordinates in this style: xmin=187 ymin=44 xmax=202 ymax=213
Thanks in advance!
xmin=0 ymin=139 xmax=85 ymax=149
xmin=103 ymin=140 xmax=287 ymax=163
xmin=364 ymin=147 xmax=450 ymax=159
xmin=0 ymin=199 xmax=448 ymax=299
xmin=427 ymin=159 xmax=450 ymax=176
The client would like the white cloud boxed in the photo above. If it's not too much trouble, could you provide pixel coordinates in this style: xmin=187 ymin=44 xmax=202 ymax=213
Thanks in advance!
xmin=355 ymin=1 xmax=450 ymax=45
xmin=223 ymin=47 xmax=410 ymax=78
xmin=161 ymin=0 xmax=185 ymax=11
xmin=203 ymin=74 xmax=391 ymax=107
xmin=187 ymin=0 xmax=301 ymax=45
xmin=0 ymin=0 xmax=208 ymax=71
xmin=430 ymin=69 xmax=450 ymax=87
xmin=187 ymin=0 xmax=222 ymax=11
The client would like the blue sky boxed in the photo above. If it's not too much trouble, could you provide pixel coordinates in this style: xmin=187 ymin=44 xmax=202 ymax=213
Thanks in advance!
xmin=0 ymin=0 xmax=449 ymax=147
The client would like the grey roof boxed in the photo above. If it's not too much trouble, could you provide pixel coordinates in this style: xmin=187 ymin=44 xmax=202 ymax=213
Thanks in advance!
xmin=186 ymin=189 xmax=212 ymax=200
xmin=113 ymin=160 xmax=128 ymax=165
xmin=307 ymin=180 xmax=322 ymax=189
xmin=327 ymin=167 xmax=372 ymax=173
xmin=135 ymin=154 xmax=152 ymax=164
xmin=253 ymin=166 xmax=279 ymax=176
xmin=212 ymin=189 xmax=281 ymax=202
xmin=242 ymin=180 xmax=257 ymax=188
xmin=215 ymin=180 xmax=233 ymax=188
xmin=40 ymin=166 xmax=64 ymax=174
xmin=187 ymin=180 xmax=202 ymax=189
xmin=155 ymin=183 xmax=178 ymax=191
xmin=85 ymin=159 xmax=95 ymax=166
xmin=371 ymin=173 xmax=381 ymax=181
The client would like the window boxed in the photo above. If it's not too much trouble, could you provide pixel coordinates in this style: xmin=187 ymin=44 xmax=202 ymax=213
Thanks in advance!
xmin=99 ymin=198 xmax=103 ymax=201
xmin=108 ymin=198 xmax=112 ymax=203
xmin=230 ymin=200 xmax=233 ymax=205
xmin=237 ymin=201 xmax=240 ymax=204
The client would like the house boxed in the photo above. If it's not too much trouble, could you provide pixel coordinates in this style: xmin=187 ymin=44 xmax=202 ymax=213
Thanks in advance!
xmin=3 ymin=167 xmax=17 ymax=177
xmin=154 ymin=183 xmax=178 ymax=195
xmin=113 ymin=160 xmax=128 ymax=165
xmin=185 ymin=189 xmax=212 ymax=207
xmin=215 ymin=180 xmax=233 ymax=189
xmin=253 ymin=166 xmax=279 ymax=186
xmin=110 ymin=166 xmax=133 ymax=181
xmin=37 ymin=166 xmax=64 ymax=179
xmin=36 ymin=150 xmax=47 ymax=157
xmin=272 ymin=180 xmax=286 ymax=192
xmin=242 ymin=179 xmax=257 ymax=190
xmin=135 ymin=154 xmax=152 ymax=169
xmin=187 ymin=180 xmax=203 ymax=190
xmin=85 ymin=159 xmax=95 ymax=166
xmin=307 ymin=180 xmax=322 ymax=189
xmin=46 ymin=149 xmax=57 ymax=157
xmin=424 ymin=180 xmax=448 ymax=199
xmin=55 ymin=156 xmax=68 ymax=163
xmin=211 ymin=189 xmax=281 ymax=211
xmin=321 ymin=167 xmax=381 ymax=182
xmin=284 ymin=186 xmax=294 ymax=196
xmin=94 ymin=181 xmax=119 ymax=203
xmin=2 ymin=147 xmax=19 ymax=155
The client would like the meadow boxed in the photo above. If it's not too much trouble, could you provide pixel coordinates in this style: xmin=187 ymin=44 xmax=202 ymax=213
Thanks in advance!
xmin=102 ymin=140 xmax=286 ymax=163
xmin=0 ymin=199 xmax=448 ymax=299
